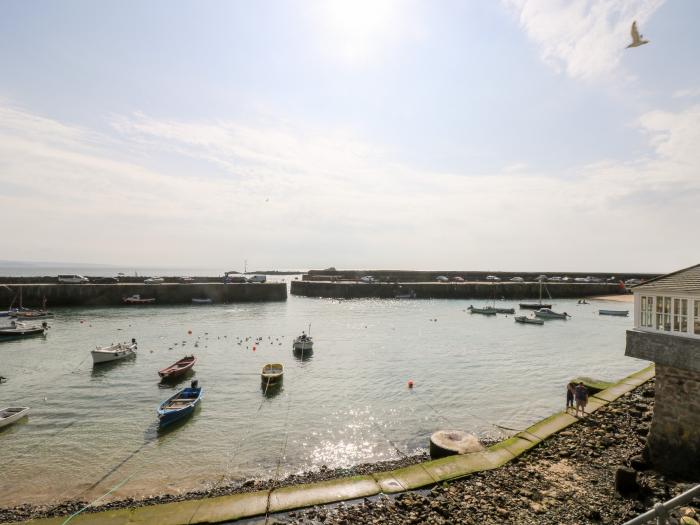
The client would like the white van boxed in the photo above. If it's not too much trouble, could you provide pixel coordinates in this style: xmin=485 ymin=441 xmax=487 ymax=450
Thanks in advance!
xmin=246 ymin=275 xmax=267 ymax=283
xmin=57 ymin=274 xmax=89 ymax=284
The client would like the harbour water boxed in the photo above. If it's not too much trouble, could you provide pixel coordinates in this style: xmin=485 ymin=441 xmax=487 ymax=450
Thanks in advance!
xmin=0 ymin=293 xmax=642 ymax=507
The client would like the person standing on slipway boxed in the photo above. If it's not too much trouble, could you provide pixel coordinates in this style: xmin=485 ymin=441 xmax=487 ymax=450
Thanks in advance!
xmin=575 ymin=382 xmax=589 ymax=417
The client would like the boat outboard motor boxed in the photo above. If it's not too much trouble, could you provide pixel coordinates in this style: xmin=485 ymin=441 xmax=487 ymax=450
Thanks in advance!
xmin=42 ymin=321 xmax=48 ymax=329
xmin=191 ymin=379 xmax=199 ymax=389
xmin=131 ymin=338 xmax=137 ymax=347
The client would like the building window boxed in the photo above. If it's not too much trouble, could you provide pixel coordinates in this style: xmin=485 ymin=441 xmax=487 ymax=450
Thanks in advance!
xmin=695 ymin=300 xmax=700 ymax=335
xmin=640 ymin=296 xmax=654 ymax=327
xmin=655 ymin=296 xmax=672 ymax=331
xmin=673 ymin=298 xmax=688 ymax=332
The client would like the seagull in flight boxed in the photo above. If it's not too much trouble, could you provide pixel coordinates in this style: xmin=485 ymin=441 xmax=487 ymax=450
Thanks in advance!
xmin=627 ymin=21 xmax=649 ymax=48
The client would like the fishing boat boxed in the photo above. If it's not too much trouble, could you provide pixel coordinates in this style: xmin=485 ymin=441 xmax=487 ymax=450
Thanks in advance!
xmin=514 ymin=315 xmax=544 ymax=325
xmin=191 ymin=298 xmax=213 ymax=304
xmin=534 ymin=308 xmax=570 ymax=320
xmin=0 ymin=322 xmax=47 ymax=340
xmin=91 ymin=339 xmax=137 ymax=364
xmin=293 ymin=330 xmax=313 ymax=351
xmin=157 ymin=380 xmax=202 ymax=428
xmin=494 ymin=307 xmax=515 ymax=314
xmin=158 ymin=355 xmax=196 ymax=380
xmin=0 ymin=407 xmax=30 ymax=429
xmin=261 ymin=363 xmax=284 ymax=387
xmin=467 ymin=305 xmax=497 ymax=315
xmin=395 ymin=289 xmax=417 ymax=299
xmin=123 ymin=294 xmax=156 ymax=305
xmin=599 ymin=309 xmax=629 ymax=316
xmin=519 ymin=278 xmax=552 ymax=310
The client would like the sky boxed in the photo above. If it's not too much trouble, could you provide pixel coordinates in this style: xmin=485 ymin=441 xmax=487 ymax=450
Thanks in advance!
xmin=0 ymin=0 xmax=698 ymax=273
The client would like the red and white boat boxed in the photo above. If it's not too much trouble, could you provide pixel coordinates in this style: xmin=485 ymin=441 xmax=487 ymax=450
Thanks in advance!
xmin=158 ymin=355 xmax=197 ymax=380
xmin=123 ymin=294 xmax=156 ymax=305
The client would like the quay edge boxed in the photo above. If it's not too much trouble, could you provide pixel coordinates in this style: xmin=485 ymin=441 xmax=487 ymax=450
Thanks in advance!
xmin=0 ymin=283 xmax=287 ymax=307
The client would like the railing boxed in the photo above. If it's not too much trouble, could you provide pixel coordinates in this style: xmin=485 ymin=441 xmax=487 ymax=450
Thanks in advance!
xmin=622 ymin=484 xmax=700 ymax=525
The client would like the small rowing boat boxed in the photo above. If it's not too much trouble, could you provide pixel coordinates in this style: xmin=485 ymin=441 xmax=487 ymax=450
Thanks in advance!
xmin=191 ymin=298 xmax=213 ymax=304
xmin=158 ymin=355 xmax=196 ymax=380
xmin=467 ymin=305 xmax=497 ymax=315
xmin=0 ymin=322 xmax=47 ymax=340
xmin=123 ymin=295 xmax=156 ymax=305
xmin=0 ymin=407 xmax=30 ymax=429
xmin=261 ymin=363 xmax=284 ymax=387
xmin=92 ymin=339 xmax=137 ymax=364
xmin=157 ymin=380 xmax=202 ymax=428
xmin=515 ymin=315 xmax=544 ymax=325
xmin=494 ymin=307 xmax=515 ymax=314
xmin=599 ymin=309 xmax=629 ymax=316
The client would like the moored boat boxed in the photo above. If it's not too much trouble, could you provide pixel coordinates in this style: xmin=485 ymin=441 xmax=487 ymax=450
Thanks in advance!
xmin=467 ymin=305 xmax=497 ymax=315
xmin=261 ymin=363 xmax=284 ymax=387
xmin=0 ymin=321 xmax=47 ymax=340
xmin=11 ymin=310 xmax=54 ymax=320
xmin=123 ymin=294 xmax=156 ymax=305
xmin=191 ymin=298 xmax=213 ymax=304
xmin=91 ymin=339 xmax=137 ymax=364
xmin=0 ymin=407 xmax=30 ymax=429
xmin=534 ymin=308 xmax=570 ymax=320
xmin=293 ymin=332 xmax=313 ymax=351
xmin=395 ymin=289 xmax=417 ymax=299
xmin=519 ymin=303 xmax=553 ymax=309
xmin=514 ymin=315 xmax=544 ymax=325
xmin=157 ymin=380 xmax=202 ymax=428
xmin=598 ymin=309 xmax=629 ymax=316
xmin=158 ymin=355 xmax=196 ymax=380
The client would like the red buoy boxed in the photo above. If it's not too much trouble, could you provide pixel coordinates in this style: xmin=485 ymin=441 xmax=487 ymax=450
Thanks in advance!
xmin=253 ymin=346 xmax=256 ymax=351
xmin=408 ymin=380 xmax=414 ymax=389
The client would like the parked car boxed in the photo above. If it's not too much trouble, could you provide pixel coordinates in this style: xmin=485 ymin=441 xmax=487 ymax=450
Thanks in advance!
xmin=451 ymin=276 xmax=465 ymax=282
xmin=435 ymin=276 xmax=449 ymax=282
xmin=625 ymin=278 xmax=642 ymax=286
xmin=179 ymin=276 xmax=194 ymax=282
xmin=486 ymin=275 xmax=501 ymax=281
xmin=93 ymin=277 xmax=119 ymax=284
xmin=57 ymin=274 xmax=89 ymax=284
xmin=548 ymin=276 xmax=562 ymax=282
xmin=510 ymin=276 xmax=524 ymax=282
xmin=144 ymin=277 xmax=165 ymax=284
xmin=359 ymin=276 xmax=376 ymax=283
xmin=536 ymin=275 xmax=548 ymax=282
xmin=246 ymin=275 xmax=267 ymax=283
xmin=224 ymin=275 xmax=247 ymax=283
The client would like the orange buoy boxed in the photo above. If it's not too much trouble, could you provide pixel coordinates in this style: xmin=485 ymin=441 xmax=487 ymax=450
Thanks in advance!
xmin=408 ymin=380 xmax=414 ymax=389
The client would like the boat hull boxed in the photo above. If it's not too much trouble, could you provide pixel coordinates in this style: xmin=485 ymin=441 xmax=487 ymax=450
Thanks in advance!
xmin=519 ymin=303 xmax=553 ymax=310
xmin=599 ymin=310 xmax=629 ymax=316
xmin=0 ymin=327 xmax=46 ymax=340
xmin=91 ymin=343 xmax=137 ymax=364
xmin=0 ymin=407 xmax=30 ymax=429
xmin=515 ymin=316 xmax=544 ymax=325
xmin=158 ymin=356 xmax=196 ymax=379
xmin=157 ymin=387 xmax=202 ymax=428
xmin=293 ymin=340 xmax=313 ymax=351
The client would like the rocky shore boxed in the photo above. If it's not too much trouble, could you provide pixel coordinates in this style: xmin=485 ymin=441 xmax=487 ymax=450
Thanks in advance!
xmin=3 ymin=378 xmax=698 ymax=525
xmin=284 ymin=378 xmax=699 ymax=525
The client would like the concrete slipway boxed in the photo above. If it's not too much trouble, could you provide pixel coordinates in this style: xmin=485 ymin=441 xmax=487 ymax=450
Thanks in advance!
xmin=13 ymin=365 xmax=655 ymax=525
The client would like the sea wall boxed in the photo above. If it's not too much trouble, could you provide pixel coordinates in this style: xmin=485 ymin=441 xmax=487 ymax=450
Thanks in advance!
xmin=0 ymin=283 xmax=287 ymax=307
xmin=303 ymin=270 xmax=659 ymax=283
xmin=290 ymin=281 xmax=621 ymax=299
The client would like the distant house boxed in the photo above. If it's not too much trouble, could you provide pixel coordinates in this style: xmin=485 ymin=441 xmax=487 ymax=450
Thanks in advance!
xmin=625 ymin=263 xmax=700 ymax=476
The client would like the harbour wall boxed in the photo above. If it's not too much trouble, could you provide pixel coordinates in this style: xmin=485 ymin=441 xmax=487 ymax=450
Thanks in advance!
xmin=303 ymin=270 xmax=659 ymax=283
xmin=290 ymin=281 xmax=623 ymax=299
xmin=0 ymin=283 xmax=287 ymax=307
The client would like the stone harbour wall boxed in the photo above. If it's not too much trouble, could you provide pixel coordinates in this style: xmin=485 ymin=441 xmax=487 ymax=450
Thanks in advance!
xmin=647 ymin=363 xmax=700 ymax=477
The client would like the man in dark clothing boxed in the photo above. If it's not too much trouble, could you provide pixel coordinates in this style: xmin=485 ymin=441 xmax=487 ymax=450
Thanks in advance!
xmin=575 ymin=382 xmax=589 ymax=417
xmin=566 ymin=382 xmax=576 ymax=412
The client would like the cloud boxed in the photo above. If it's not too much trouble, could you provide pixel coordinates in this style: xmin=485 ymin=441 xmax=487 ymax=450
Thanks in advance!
xmin=1 ymin=100 xmax=698 ymax=271
xmin=503 ymin=0 xmax=664 ymax=80
xmin=672 ymin=87 xmax=700 ymax=99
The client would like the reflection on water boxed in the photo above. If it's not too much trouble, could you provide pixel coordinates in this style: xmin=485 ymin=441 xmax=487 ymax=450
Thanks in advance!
xmin=0 ymin=296 xmax=639 ymax=506
xmin=293 ymin=348 xmax=314 ymax=361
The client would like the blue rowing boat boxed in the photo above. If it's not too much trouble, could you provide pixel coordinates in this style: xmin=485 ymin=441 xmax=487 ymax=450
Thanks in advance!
xmin=157 ymin=380 xmax=202 ymax=428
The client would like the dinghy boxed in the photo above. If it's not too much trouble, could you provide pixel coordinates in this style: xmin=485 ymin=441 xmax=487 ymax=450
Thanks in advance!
xmin=191 ymin=298 xmax=213 ymax=304
xmin=123 ymin=295 xmax=156 ymax=305
xmin=92 ymin=339 xmax=137 ymax=364
xmin=467 ymin=305 xmax=497 ymax=315
xmin=494 ymin=307 xmax=515 ymax=314
xmin=157 ymin=380 xmax=202 ymax=428
xmin=0 ymin=322 xmax=47 ymax=340
xmin=158 ymin=355 xmax=196 ymax=380
xmin=515 ymin=315 xmax=544 ymax=325
xmin=599 ymin=309 xmax=629 ymax=316
xmin=261 ymin=363 xmax=284 ymax=387
xmin=0 ymin=407 xmax=30 ymax=429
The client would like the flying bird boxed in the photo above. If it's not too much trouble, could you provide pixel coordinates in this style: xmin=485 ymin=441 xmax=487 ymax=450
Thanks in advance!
xmin=627 ymin=21 xmax=649 ymax=48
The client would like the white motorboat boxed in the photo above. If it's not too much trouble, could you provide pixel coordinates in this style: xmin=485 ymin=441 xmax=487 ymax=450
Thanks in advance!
xmin=92 ymin=339 xmax=137 ymax=364
xmin=599 ymin=309 xmax=629 ymax=317
xmin=514 ymin=315 xmax=544 ymax=325
xmin=467 ymin=305 xmax=497 ymax=315
xmin=0 ymin=407 xmax=30 ymax=429
xmin=293 ymin=332 xmax=313 ymax=351
xmin=534 ymin=308 xmax=570 ymax=320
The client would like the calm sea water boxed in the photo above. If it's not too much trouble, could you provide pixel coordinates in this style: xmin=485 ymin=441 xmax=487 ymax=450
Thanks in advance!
xmin=0 ymin=293 xmax=643 ymax=506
